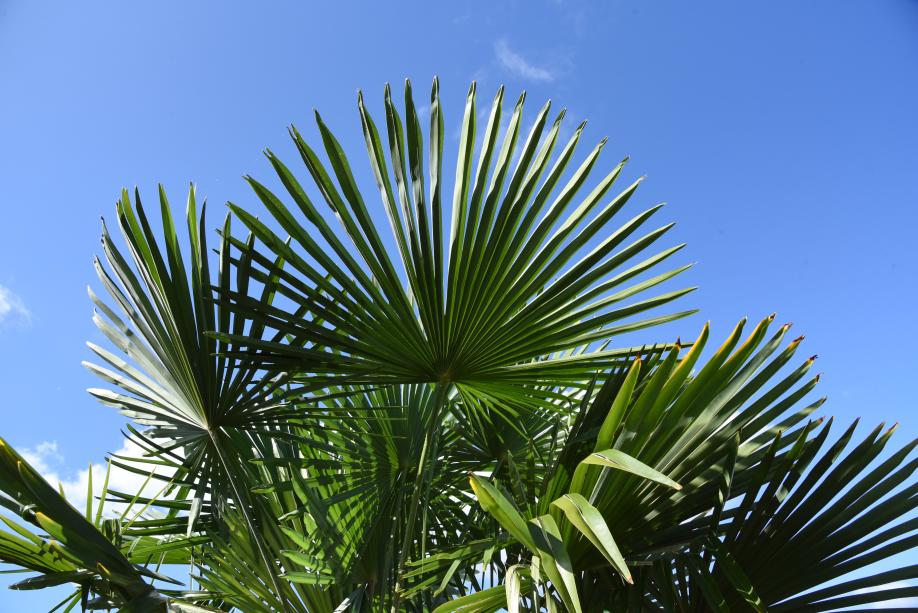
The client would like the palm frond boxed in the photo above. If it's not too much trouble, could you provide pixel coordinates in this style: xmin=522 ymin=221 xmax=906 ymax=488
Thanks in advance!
xmin=83 ymin=185 xmax=303 ymax=609
xmin=220 ymin=79 xmax=695 ymax=409
xmin=455 ymin=318 xmax=916 ymax=610
xmin=0 ymin=80 xmax=912 ymax=613
xmin=0 ymin=437 xmax=173 ymax=611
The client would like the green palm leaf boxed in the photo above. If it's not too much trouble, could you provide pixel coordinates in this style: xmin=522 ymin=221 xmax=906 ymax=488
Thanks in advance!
xmin=220 ymin=78 xmax=695 ymax=408
xmin=709 ymin=419 xmax=918 ymax=611
xmin=0 ymin=79 xmax=913 ymax=613
xmin=0 ymin=437 xmax=174 ymax=611
xmin=459 ymin=318 xmax=917 ymax=611
xmin=83 ymin=186 xmax=310 ymax=610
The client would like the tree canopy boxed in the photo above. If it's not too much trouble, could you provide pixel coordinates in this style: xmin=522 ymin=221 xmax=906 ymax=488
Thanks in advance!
xmin=1 ymin=80 xmax=914 ymax=612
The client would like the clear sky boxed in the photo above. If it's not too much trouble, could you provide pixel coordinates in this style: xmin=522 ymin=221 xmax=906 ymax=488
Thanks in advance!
xmin=1 ymin=1 xmax=916 ymax=609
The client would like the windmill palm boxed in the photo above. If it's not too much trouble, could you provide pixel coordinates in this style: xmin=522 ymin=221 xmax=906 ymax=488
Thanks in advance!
xmin=0 ymin=79 xmax=913 ymax=612
xmin=217 ymin=78 xmax=696 ymax=602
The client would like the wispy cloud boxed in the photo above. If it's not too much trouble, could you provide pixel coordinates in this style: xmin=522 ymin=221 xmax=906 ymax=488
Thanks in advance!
xmin=494 ymin=39 xmax=555 ymax=83
xmin=20 ymin=441 xmax=63 ymax=466
xmin=0 ymin=284 xmax=30 ymax=326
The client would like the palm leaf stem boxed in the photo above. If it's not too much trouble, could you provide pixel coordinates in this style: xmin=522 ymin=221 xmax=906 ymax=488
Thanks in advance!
xmin=207 ymin=428 xmax=290 ymax=613
xmin=392 ymin=381 xmax=450 ymax=611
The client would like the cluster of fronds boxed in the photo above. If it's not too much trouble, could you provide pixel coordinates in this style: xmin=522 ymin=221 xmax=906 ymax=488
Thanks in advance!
xmin=0 ymin=80 xmax=914 ymax=612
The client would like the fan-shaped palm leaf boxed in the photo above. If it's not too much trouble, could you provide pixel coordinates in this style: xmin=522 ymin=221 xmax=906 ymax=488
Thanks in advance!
xmin=83 ymin=185 xmax=311 ymax=609
xmin=220 ymin=78 xmax=695 ymax=408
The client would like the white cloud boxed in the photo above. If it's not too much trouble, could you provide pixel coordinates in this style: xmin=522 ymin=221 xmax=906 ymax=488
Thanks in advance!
xmin=20 ymin=441 xmax=62 ymax=466
xmin=0 ymin=284 xmax=30 ymax=326
xmin=19 ymin=438 xmax=174 ymax=519
xmin=494 ymin=39 xmax=555 ymax=83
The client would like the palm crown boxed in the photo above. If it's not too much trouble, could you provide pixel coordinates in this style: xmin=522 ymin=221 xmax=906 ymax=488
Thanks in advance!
xmin=0 ymin=79 xmax=914 ymax=612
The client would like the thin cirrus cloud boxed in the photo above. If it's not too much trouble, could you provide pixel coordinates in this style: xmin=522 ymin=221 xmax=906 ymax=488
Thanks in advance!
xmin=494 ymin=39 xmax=555 ymax=82
xmin=0 ymin=284 xmax=30 ymax=326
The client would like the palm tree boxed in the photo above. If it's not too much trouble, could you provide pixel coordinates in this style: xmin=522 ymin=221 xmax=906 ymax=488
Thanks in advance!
xmin=0 ymin=79 xmax=914 ymax=612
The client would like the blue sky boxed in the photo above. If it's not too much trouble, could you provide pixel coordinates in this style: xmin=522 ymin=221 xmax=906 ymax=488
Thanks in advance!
xmin=1 ymin=1 xmax=916 ymax=609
